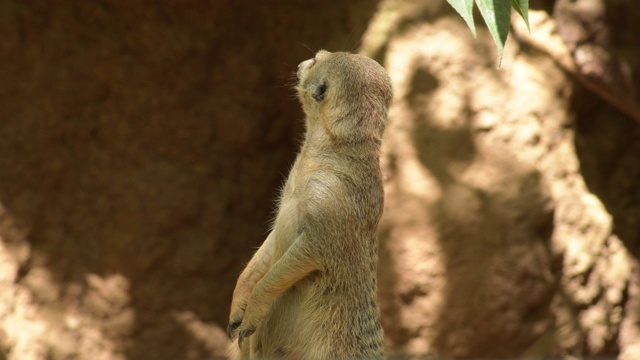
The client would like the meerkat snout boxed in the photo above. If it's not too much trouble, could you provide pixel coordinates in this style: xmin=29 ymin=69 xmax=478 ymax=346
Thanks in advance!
xmin=297 ymin=59 xmax=315 ymax=79
xmin=296 ymin=49 xmax=332 ymax=82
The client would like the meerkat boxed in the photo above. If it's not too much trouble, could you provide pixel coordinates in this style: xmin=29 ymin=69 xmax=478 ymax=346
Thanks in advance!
xmin=226 ymin=50 xmax=392 ymax=360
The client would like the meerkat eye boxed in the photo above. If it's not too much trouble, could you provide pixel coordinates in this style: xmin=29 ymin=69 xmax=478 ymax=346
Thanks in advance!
xmin=312 ymin=83 xmax=327 ymax=102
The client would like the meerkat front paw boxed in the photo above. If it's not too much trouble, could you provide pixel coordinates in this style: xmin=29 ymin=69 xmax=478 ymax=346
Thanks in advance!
xmin=237 ymin=324 xmax=255 ymax=348
xmin=234 ymin=299 xmax=268 ymax=348
xmin=227 ymin=303 xmax=246 ymax=339
xmin=227 ymin=317 xmax=242 ymax=339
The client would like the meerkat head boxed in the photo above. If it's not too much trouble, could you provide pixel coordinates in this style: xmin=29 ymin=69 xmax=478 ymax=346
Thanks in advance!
xmin=296 ymin=50 xmax=392 ymax=142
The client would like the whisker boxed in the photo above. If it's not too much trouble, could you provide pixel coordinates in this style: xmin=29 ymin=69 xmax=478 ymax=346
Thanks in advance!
xmin=297 ymin=42 xmax=315 ymax=55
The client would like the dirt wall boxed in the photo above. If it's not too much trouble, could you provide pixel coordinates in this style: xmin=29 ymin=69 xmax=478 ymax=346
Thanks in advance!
xmin=0 ymin=1 xmax=378 ymax=359
xmin=0 ymin=0 xmax=639 ymax=359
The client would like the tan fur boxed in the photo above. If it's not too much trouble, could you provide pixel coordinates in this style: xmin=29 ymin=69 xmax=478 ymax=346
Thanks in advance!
xmin=227 ymin=50 xmax=392 ymax=360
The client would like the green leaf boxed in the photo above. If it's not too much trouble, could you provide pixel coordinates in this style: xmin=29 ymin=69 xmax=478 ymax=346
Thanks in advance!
xmin=476 ymin=0 xmax=511 ymax=67
xmin=446 ymin=0 xmax=476 ymax=38
xmin=511 ymin=0 xmax=530 ymax=31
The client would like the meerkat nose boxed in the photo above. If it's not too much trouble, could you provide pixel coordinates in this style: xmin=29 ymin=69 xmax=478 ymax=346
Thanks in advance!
xmin=297 ymin=58 xmax=316 ymax=79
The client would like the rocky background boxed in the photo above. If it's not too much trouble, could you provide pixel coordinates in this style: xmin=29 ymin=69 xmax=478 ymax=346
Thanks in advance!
xmin=0 ymin=0 xmax=638 ymax=359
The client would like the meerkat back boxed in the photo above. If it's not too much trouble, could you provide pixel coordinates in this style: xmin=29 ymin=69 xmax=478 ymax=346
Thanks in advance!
xmin=227 ymin=50 xmax=392 ymax=360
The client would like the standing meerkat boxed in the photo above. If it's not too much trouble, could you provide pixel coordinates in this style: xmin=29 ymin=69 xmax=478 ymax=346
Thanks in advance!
xmin=227 ymin=50 xmax=392 ymax=360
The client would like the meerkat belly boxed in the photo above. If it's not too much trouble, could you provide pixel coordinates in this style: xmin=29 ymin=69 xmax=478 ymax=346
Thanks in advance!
xmin=256 ymin=266 xmax=382 ymax=359
xmin=252 ymin=274 xmax=319 ymax=356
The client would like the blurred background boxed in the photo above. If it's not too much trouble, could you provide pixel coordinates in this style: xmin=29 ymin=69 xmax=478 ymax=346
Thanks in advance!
xmin=0 ymin=0 xmax=638 ymax=359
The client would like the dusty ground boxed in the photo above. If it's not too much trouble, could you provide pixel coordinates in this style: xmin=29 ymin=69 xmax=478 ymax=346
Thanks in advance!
xmin=0 ymin=0 xmax=639 ymax=359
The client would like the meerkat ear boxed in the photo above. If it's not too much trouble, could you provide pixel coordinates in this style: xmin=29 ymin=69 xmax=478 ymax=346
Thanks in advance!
xmin=312 ymin=83 xmax=327 ymax=102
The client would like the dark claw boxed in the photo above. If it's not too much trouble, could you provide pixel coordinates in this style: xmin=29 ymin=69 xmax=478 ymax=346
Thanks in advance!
xmin=227 ymin=320 xmax=241 ymax=339
xmin=238 ymin=327 xmax=255 ymax=349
